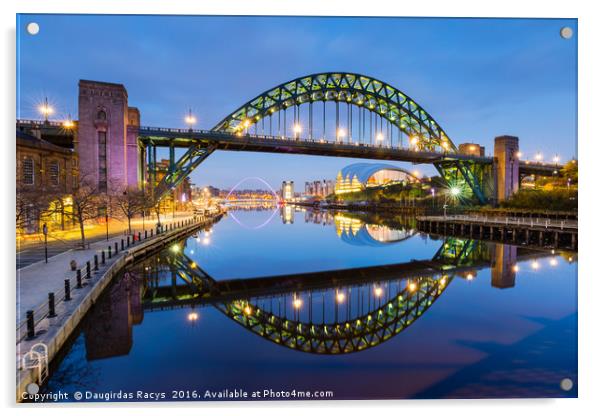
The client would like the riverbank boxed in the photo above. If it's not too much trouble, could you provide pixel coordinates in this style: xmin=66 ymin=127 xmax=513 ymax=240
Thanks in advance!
xmin=16 ymin=212 xmax=223 ymax=402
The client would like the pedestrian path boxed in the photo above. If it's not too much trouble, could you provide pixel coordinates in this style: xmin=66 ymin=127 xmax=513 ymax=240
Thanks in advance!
xmin=16 ymin=216 xmax=193 ymax=324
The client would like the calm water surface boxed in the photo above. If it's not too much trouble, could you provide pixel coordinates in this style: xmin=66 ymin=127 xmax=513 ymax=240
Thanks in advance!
xmin=45 ymin=207 xmax=578 ymax=400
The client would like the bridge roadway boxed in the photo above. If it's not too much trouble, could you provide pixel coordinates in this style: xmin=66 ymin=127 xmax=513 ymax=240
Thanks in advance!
xmin=142 ymin=248 xmax=550 ymax=312
xmin=15 ymin=119 xmax=560 ymax=174
xmin=138 ymin=126 xmax=559 ymax=175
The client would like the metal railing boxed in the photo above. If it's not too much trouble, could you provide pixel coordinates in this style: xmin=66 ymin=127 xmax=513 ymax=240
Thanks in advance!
xmin=424 ymin=214 xmax=578 ymax=230
xmin=16 ymin=216 xmax=206 ymax=343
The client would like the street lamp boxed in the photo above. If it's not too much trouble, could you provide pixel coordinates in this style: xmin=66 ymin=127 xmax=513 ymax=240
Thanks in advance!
xmin=185 ymin=108 xmax=196 ymax=131
xmin=553 ymin=155 xmax=560 ymax=165
xmin=62 ymin=114 xmax=74 ymax=129
xmin=42 ymin=223 xmax=48 ymax=263
xmin=337 ymin=128 xmax=346 ymax=143
xmin=38 ymin=97 xmax=53 ymax=122
xmin=535 ymin=152 xmax=543 ymax=163
xmin=293 ymin=123 xmax=302 ymax=140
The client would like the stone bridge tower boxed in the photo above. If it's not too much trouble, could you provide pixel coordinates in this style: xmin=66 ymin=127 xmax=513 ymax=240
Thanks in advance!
xmin=77 ymin=80 xmax=140 ymax=193
xmin=494 ymin=135 xmax=520 ymax=202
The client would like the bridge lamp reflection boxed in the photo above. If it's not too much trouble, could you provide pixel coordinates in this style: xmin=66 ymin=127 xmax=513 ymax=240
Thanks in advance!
xmin=293 ymin=124 xmax=302 ymax=135
xmin=466 ymin=273 xmax=474 ymax=281
xmin=550 ymin=258 xmax=559 ymax=266
xmin=513 ymin=264 xmax=520 ymax=273
xmin=336 ymin=291 xmax=346 ymax=303
xmin=337 ymin=128 xmax=346 ymax=141
xmin=535 ymin=153 xmax=543 ymax=162
xmin=553 ymin=155 xmax=560 ymax=164
xmin=293 ymin=296 xmax=303 ymax=309
xmin=187 ymin=311 xmax=199 ymax=322
xmin=376 ymin=132 xmax=384 ymax=142
xmin=373 ymin=286 xmax=383 ymax=297
xmin=202 ymin=236 xmax=210 ymax=245
xmin=531 ymin=261 xmax=540 ymax=270
xmin=515 ymin=151 xmax=522 ymax=158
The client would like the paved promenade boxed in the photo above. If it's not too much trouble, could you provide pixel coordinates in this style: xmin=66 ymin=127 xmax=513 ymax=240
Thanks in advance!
xmin=16 ymin=215 xmax=193 ymax=324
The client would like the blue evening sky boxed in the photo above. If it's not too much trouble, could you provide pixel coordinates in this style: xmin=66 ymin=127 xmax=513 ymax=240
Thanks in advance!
xmin=17 ymin=15 xmax=577 ymax=190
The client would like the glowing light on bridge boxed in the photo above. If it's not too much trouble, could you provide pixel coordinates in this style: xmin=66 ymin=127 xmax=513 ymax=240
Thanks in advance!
xmin=373 ymin=286 xmax=383 ymax=297
xmin=38 ymin=97 xmax=54 ymax=121
xmin=410 ymin=136 xmax=419 ymax=146
xmin=515 ymin=151 xmax=522 ymax=158
xmin=531 ymin=261 xmax=540 ymax=270
xmin=336 ymin=291 xmax=346 ymax=303
xmin=170 ymin=244 xmax=180 ymax=253
xmin=202 ymin=236 xmax=210 ymax=245
xmin=466 ymin=273 xmax=474 ymax=281
xmin=293 ymin=296 xmax=303 ymax=309
xmin=450 ymin=187 xmax=461 ymax=197
xmin=243 ymin=305 xmax=253 ymax=315
xmin=513 ymin=264 xmax=520 ymax=272
xmin=550 ymin=258 xmax=559 ymax=266
xmin=535 ymin=152 xmax=543 ymax=162
xmin=553 ymin=155 xmax=560 ymax=164
xmin=185 ymin=108 xmax=197 ymax=129
xmin=337 ymin=128 xmax=346 ymax=140
xmin=187 ymin=311 xmax=199 ymax=322
xmin=62 ymin=115 xmax=74 ymax=129
xmin=376 ymin=132 xmax=384 ymax=142
xmin=408 ymin=281 xmax=417 ymax=292
xmin=293 ymin=124 xmax=302 ymax=135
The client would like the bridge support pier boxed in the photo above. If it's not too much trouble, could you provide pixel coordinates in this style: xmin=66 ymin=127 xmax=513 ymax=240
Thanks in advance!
xmin=494 ymin=135 xmax=520 ymax=203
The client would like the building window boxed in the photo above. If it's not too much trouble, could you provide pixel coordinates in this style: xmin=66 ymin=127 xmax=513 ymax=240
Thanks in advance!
xmin=23 ymin=158 xmax=34 ymax=185
xmin=49 ymin=160 xmax=60 ymax=186
xmin=98 ymin=131 xmax=107 ymax=192
xmin=97 ymin=110 xmax=107 ymax=120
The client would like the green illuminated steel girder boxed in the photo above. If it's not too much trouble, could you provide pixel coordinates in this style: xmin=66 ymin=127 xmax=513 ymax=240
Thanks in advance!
xmin=435 ymin=160 xmax=492 ymax=205
xmin=213 ymin=72 xmax=457 ymax=153
xmin=153 ymin=144 xmax=216 ymax=202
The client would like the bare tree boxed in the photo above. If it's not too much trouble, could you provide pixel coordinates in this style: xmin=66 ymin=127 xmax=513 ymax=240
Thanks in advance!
xmin=61 ymin=177 xmax=102 ymax=249
xmin=113 ymin=187 xmax=145 ymax=234
xmin=16 ymin=181 xmax=50 ymax=233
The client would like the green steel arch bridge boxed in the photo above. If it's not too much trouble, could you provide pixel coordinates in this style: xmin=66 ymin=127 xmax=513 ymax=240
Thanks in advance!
xmin=137 ymin=72 xmax=559 ymax=205
xmin=16 ymin=72 xmax=561 ymax=204
xmin=138 ymin=237 xmax=547 ymax=355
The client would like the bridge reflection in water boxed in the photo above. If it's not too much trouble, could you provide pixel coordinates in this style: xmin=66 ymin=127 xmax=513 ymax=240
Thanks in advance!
xmin=78 ymin=214 xmax=558 ymax=360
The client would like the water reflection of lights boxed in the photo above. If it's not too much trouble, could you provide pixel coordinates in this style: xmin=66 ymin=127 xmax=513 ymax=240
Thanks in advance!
xmin=513 ymin=265 xmax=520 ymax=272
xmin=293 ymin=297 xmax=303 ymax=309
xmin=336 ymin=291 xmax=346 ymax=303
xmin=187 ymin=311 xmax=199 ymax=322
xmin=244 ymin=305 xmax=253 ymax=315
xmin=550 ymin=258 xmax=558 ymax=266
xmin=531 ymin=261 xmax=540 ymax=270
xmin=202 ymin=237 xmax=210 ymax=245
xmin=373 ymin=286 xmax=383 ymax=297
xmin=466 ymin=273 xmax=474 ymax=281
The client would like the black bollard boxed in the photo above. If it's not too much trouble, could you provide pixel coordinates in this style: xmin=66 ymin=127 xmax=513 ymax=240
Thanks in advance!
xmin=145 ymin=230 xmax=148 ymax=239
xmin=138 ymin=232 xmax=141 ymax=242
xmin=64 ymin=279 xmax=71 ymax=301
xmin=48 ymin=293 xmax=57 ymax=317
xmin=86 ymin=261 xmax=91 ymax=279
xmin=121 ymin=239 xmax=125 ymax=250
xmin=94 ymin=254 xmax=99 ymax=270
xmin=114 ymin=242 xmax=118 ymax=254
xmin=127 ymin=235 xmax=130 ymax=247
xmin=76 ymin=269 xmax=83 ymax=288
xmin=26 ymin=311 xmax=35 ymax=339
xmin=108 ymin=245 xmax=112 ymax=259
xmin=150 ymin=229 xmax=154 ymax=237
xmin=101 ymin=250 xmax=105 ymax=264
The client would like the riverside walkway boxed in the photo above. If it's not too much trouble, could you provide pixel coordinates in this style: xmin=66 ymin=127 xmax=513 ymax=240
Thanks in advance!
xmin=16 ymin=212 xmax=223 ymax=400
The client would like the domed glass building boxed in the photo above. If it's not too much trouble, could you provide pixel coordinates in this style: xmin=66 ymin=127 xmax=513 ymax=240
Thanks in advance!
xmin=334 ymin=163 xmax=419 ymax=195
